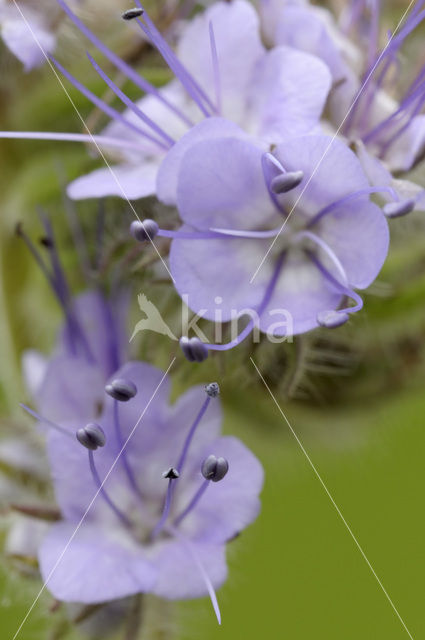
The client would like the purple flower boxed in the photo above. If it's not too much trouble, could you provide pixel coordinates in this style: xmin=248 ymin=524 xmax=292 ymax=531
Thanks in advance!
xmin=26 ymin=358 xmax=263 ymax=614
xmin=1 ymin=0 xmax=331 ymax=201
xmin=0 ymin=0 xmax=60 ymax=70
xmin=261 ymin=0 xmax=425 ymax=177
xmin=152 ymin=125 xmax=389 ymax=349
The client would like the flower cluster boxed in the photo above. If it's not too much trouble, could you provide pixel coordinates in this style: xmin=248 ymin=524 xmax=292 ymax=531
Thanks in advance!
xmin=24 ymin=304 xmax=262 ymax=613
xmin=2 ymin=0 xmax=425 ymax=633
xmin=3 ymin=0 xmax=424 ymax=355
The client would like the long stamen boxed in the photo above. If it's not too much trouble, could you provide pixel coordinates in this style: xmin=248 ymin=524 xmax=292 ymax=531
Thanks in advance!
xmin=308 ymin=253 xmax=364 ymax=328
xmin=16 ymin=223 xmax=77 ymax=356
xmin=379 ymin=94 xmax=425 ymax=157
xmin=20 ymin=403 xmax=74 ymax=438
xmin=133 ymin=1 xmax=216 ymax=116
xmin=206 ymin=251 xmax=286 ymax=352
xmin=105 ymin=379 xmax=143 ymax=487
xmin=88 ymin=450 xmax=132 ymax=527
xmin=0 ymin=131 xmax=149 ymax=151
xmin=293 ymin=231 xmax=349 ymax=286
xmin=38 ymin=212 xmax=94 ymax=363
xmin=152 ymin=384 xmax=219 ymax=538
xmin=151 ymin=467 xmax=180 ymax=539
xmin=174 ymin=455 xmax=229 ymax=526
xmin=56 ymin=0 xmax=194 ymax=127
xmin=86 ymin=53 xmax=174 ymax=148
xmin=176 ymin=395 xmax=212 ymax=473
xmin=50 ymin=56 xmax=167 ymax=149
xmin=113 ymin=400 xmax=140 ymax=497
xmin=174 ymin=480 xmax=209 ymax=526
xmin=62 ymin=193 xmax=91 ymax=280
xmin=307 ymin=186 xmax=398 ymax=228
xmin=76 ymin=423 xmax=133 ymax=527
xmin=343 ymin=3 xmax=425 ymax=136
xmin=362 ymin=77 xmax=425 ymax=145
xmin=209 ymin=21 xmax=221 ymax=114
xmin=130 ymin=219 xmax=282 ymax=242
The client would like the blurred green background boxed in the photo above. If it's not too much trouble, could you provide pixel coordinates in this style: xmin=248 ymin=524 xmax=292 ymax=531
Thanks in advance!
xmin=1 ymin=1 xmax=425 ymax=639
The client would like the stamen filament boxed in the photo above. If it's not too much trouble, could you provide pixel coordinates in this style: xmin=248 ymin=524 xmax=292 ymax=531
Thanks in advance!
xmin=113 ymin=400 xmax=144 ymax=501
xmin=177 ymin=397 xmax=211 ymax=473
xmin=19 ymin=403 xmax=73 ymax=438
xmin=207 ymin=251 xmax=286 ymax=351
xmin=293 ymin=231 xmax=348 ymax=286
xmin=133 ymin=1 xmax=216 ymax=116
xmin=209 ymin=21 xmax=221 ymax=114
xmin=152 ymin=394 xmax=212 ymax=538
xmin=307 ymin=186 xmax=398 ymax=228
xmin=88 ymin=450 xmax=132 ymax=527
xmin=0 ymin=131 xmax=149 ymax=151
xmin=157 ymin=227 xmax=281 ymax=240
xmin=151 ymin=477 xmax=175 ymax=539
xmin=86 ymin=53 xmax=174 ymax=148
xmin=174 ymin=479 xmax=209 ymax=526
xmin=55 ymin=0 xmax=194 ymax=127
xmin=308 ymin=253 xmax=363 ymax=314
xmin=38 ymin=212 xmax=94 ymax=363
xmin=51 ymin=56 xmax=167 ymax=149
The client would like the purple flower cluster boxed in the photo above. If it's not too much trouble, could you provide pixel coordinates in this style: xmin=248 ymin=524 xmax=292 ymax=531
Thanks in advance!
xmin=12 ymin=217 xmax=262 ymax=622
xmin=30 ymin=348 xmax=262 ymax=611
xmin=3 ymin=0 xmax=425 ymax=628
xmin=3 ymin=0 xmax=423 ymax=354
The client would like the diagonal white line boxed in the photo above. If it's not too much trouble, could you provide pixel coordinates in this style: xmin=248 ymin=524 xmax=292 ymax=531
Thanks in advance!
xmin=9 ymin=0 xmax=175 ymax=283
xmin=250 ymin=0 xmax=418 ymax=283
xmin=250 ymin=356 xmax=414 ymax=640
xmin=10 ymin=358 xmax=176 ymax=640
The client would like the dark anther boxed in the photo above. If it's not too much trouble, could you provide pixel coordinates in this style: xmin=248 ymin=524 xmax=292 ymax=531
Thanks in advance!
xmin=76 ymin=423 xmax=106 ymax=450
xmin=122 ymin=8 xmax=144 ymax=21
xmin=201 ymin=455 xmax=229 ymax=482
xmin=180 ymin=337 xmax=209 ymax=362
xmin=130 ymin=219 xmax=159 ymax=242
xmin=105 ymin=378 xmax=137 ymax=402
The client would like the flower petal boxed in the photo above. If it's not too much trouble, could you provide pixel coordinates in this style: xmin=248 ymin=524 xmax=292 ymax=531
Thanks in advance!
xmin=39 ymin=522 xmax=156 ymax=603
xmin=67 ymin=162 xmax=158 ymax=201
xmin=176 ymin=136 xmax=275 ymax=229
xmin=250 ymin=46 xmax=331 ymax=142
xmin=1 ymin=9 xmax=56 ymax=71
xmin=157 ymin=118 xmax=246 ymax=206
xmin=274 ymin=135 xmax=370 ymax=217
xmin=259 ymin=251 xmax=343 ymax=335
xmin=177 ymin=0 xmax=265 ymax=122
xmin=151 ymin=538 xmax=227 ymax=599
xmin=37 ymin=356 xmax=105 ymax=426
xmin=319 ymin=199 xmax=389 ymax=289
xmin=170 ymin=231 xmax=273 ymax=322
